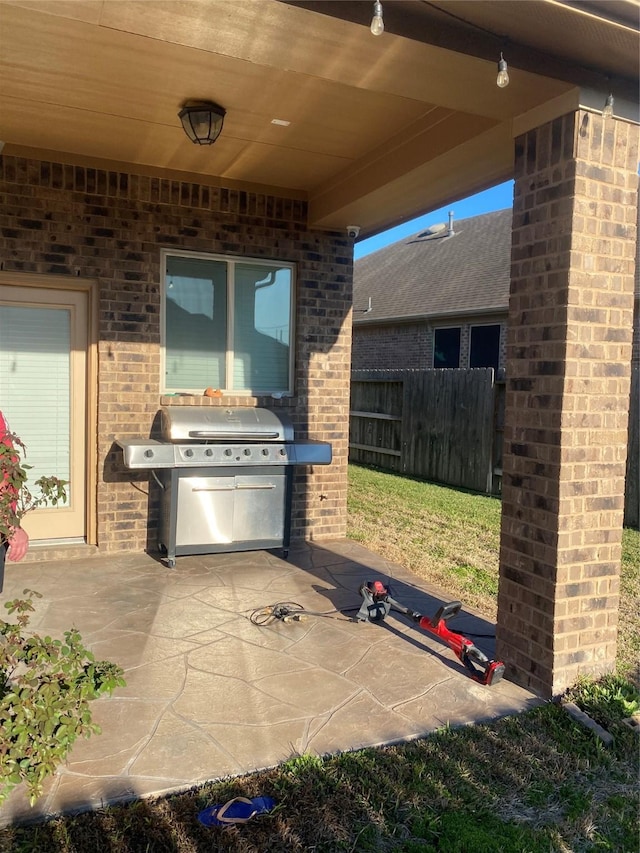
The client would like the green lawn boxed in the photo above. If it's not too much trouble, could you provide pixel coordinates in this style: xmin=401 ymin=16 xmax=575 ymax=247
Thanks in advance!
xmin=2 ymin=689 xmax=637 ymax=852
xmin=347 ymin=464 xmax=640 ymax=683
xmin=1 ymin=465 xmax=638 ymax=852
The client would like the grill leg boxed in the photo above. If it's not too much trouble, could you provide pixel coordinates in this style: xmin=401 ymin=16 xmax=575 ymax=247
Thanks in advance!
xmin=158 ymin=541 xmax=176 ymax=569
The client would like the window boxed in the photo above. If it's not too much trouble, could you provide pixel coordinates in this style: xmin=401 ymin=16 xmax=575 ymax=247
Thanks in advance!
xmin=0 ymin=304 xmax=71 ymax=501
xmin=470 ymin=324 xmax=501 ymax=370
xmin=433 ymin=327 xmax=460 ymax=368
xmin=163 ymin=251 xmax=294 ymax=394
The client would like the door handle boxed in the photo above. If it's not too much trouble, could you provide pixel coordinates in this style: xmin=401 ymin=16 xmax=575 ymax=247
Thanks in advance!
xmin=235 ymin=483 xmax=276 ymax=490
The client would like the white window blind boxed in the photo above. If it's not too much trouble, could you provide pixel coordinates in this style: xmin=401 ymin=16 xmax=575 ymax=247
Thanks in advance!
xmin=0 ymin=305 xmax=71 ymax=506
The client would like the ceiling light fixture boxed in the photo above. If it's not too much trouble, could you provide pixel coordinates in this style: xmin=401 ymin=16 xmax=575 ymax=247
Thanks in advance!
xmin=370 ymin=1 xmax=384 ymax=35
xmin=178 ymin=101 xmax=226 ymax=145
xmin=602 ymin=93 xmax=614 ymax=119
xmin=496 ymin=52 xmax=509 ymax=88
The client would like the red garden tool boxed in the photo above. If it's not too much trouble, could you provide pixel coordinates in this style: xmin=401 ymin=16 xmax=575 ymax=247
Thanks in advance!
xmin=357 ymin=580 xmax=505 ymax=686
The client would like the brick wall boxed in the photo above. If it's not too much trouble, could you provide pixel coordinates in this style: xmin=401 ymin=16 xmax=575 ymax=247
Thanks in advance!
xmin=496 ymin=112 xmax=639 ymax=697
xmin=351 ymin=322 xmax=430 ymax=369
xmin=0 ymin=156 xmax=352 ymax=550
xmin=352 ymin=316 xmax=508 ymax=370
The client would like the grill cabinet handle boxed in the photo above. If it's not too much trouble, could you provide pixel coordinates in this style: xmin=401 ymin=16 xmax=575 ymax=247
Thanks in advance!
xmin=235 ymin=483 xmax=276 ymax=490
xmin=188 ymin=430 xmax=280 ymax=440
xmin=189 ymin=484 xmax=276 ymax=492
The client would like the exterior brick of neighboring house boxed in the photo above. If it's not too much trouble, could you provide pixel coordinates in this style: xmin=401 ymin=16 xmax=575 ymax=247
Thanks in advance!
xmin=352 ymin=207 xmax=640 ymax=371
xmin=0 ymin=155 xmax=353 ymax=554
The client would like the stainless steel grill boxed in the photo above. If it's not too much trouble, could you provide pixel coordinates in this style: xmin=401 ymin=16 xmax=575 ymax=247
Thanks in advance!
xmin=117 ymin=407 xmax=332 ymax=567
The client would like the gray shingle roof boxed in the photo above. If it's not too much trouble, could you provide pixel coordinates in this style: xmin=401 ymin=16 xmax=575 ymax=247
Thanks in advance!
xmin=353 ymin=208 xmax=513 ymax=323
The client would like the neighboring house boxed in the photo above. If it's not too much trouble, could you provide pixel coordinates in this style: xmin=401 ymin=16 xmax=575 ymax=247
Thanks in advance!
xmin=352 ymin=207 xmax=640 ymax=371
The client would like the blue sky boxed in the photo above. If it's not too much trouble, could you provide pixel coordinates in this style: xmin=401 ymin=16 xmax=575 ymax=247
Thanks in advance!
xmin=354 ymin=180 xmax=514 ymax=260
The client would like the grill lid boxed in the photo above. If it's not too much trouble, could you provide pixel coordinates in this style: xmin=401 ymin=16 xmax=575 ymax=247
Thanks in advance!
xmin=160 ymin=406 xmax=294 ymax=442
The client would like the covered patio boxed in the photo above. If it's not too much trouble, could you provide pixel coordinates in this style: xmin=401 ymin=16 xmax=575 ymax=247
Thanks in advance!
xmin=0 ymin=541 xmax=540 ymax=826
xmin=0 ymin=0 xmax=638 ymax=713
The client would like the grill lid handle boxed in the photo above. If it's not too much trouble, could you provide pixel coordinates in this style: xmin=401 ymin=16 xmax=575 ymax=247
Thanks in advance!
xmin=188 ymin=430 xmax=281 ymax=440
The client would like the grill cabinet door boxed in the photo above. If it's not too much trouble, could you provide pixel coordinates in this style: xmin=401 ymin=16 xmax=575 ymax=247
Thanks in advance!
xmin=233 ymin=474 xmax=286 ymax=542
xmin=172 ymin=470 xmax=287 ymax=549
xmin=175 ymin=476 xmax=234 ymax=545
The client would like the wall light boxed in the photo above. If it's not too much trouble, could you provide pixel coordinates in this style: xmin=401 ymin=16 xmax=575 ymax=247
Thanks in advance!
xmin=178 ymin=101 xmax=226 ymax=145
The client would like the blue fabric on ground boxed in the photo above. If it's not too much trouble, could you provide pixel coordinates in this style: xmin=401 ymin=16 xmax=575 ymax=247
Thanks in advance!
xmin=197 ymin=796 xmax=275 ymax=827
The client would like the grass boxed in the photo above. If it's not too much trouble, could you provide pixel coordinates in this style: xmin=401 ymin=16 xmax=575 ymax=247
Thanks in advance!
xmin=0 ymin=464 xmax=638 ymax=852
xmin=347 ymin=465 xmax=502 ymax=615
xmin=347 ymin=464 xmax=640 ymax=682
xmin=1 ymin=697 xmax=637 ymax=852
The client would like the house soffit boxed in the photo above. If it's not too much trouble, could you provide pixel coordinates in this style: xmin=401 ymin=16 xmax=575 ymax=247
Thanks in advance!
xmin=0 ymin=0 xmax=637 ymax=236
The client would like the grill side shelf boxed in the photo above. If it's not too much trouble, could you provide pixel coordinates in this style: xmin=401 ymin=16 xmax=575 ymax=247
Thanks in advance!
xmin=285 ymin=441 xmax=332 ymax=465
xmin=117 ymin=439 xmax=177 ymax=469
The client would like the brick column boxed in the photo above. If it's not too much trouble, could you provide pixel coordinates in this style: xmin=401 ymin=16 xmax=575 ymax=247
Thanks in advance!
xmin=496 ymin=111 xmax=639 ymax=698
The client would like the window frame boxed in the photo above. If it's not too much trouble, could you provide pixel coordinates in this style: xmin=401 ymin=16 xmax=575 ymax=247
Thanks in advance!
xmin=161 ymin=248 xmax=296 ymax=395
xmin=469 ymin=322 xmax=501 ymax=370
xmin=432 ymin=325 xmax=461 ymax=369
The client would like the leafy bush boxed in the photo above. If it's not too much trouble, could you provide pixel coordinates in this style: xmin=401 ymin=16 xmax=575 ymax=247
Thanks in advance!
xmin=0 ymin=591 xmax=126 ymax=805
xmin=566 ymin=673 xmax=639 ymax=732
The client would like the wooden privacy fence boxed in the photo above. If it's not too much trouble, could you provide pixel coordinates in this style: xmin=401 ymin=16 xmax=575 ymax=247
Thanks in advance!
xmin=350 ymin=367 xmax=639 ymax=528
xmin=349 ymin=369 xmax=499 ymax=494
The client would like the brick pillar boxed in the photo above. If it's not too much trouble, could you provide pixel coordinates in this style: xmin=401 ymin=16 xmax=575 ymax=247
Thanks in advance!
xmin=496 ymin=110 xmax=639 ymax=698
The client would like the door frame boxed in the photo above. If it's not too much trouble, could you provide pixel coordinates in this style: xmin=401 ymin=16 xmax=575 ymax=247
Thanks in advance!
xmin=0 ymin=272 xmax=98 ymax=545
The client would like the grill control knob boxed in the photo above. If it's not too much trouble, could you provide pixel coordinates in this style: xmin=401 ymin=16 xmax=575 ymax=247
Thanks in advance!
xmin=184 ymin=448 xmax=194 ymax=458
xmin=204 ymin=448 xmax=213 ymax=457
xmin=262 ymin=448 xmax=269 ymax=457
xmin=279 ymin=448 xmax=286 ymax=457
xmin=243 ymin=448 xmax=251 ymax=456
xmin=224 ymin=448 xmax=233 ymax=457
xmin=144 ymin=449 xmax=154 ymax=459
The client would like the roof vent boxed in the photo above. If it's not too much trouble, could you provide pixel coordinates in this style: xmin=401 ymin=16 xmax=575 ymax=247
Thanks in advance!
xmin=418 ymin=222 xmax=447 ymax=238
xmin=447 ymin=210 xmax=455 ymax=237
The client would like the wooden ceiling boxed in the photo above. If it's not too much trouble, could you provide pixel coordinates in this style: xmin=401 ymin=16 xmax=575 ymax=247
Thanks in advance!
xmin=0 ymin=0 xmax=638 ymax=237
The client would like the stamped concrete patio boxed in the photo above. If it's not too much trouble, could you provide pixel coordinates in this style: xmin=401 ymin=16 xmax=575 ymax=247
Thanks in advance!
xmin=0 ymin=539 xmax=541 ymax=827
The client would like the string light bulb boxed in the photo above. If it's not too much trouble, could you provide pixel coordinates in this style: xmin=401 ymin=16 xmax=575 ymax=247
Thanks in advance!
xmin=602 ymin=93 xmax=614 ymax=119
xmin=496 ymin=52 xmax=509 ymax=88
xmin=370 ymin=1 xmax=384 ymax=36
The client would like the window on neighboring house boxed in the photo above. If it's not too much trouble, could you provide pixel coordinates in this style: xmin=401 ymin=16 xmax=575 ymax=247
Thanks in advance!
xmin=163 ymin=251 xmax=294 ymax=394
xmin=433 ymin=327 xmax=460 ymax=368
xmin=470 ymin=324 xmax=501 ymax=370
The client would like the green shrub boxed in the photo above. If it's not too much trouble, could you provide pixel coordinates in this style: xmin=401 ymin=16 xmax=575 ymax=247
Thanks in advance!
xmin=0 ymin=590 xmax=126 ymax=805
xmin=566 ymin=674 xmax=639 ymax=730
